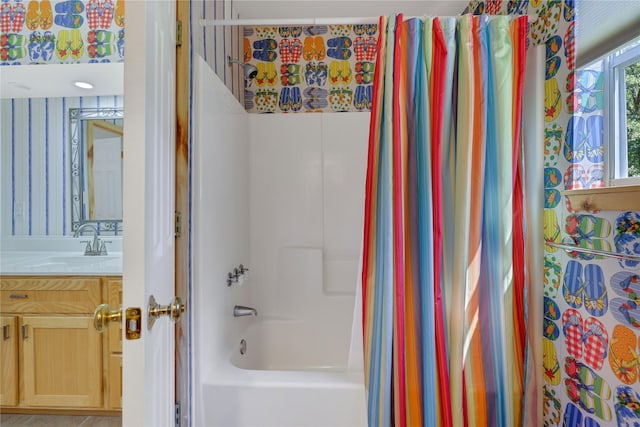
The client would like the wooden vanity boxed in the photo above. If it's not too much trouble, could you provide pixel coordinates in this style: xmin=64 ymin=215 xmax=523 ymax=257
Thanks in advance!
xmin=0 ymin=276 xmax=122 ymax=415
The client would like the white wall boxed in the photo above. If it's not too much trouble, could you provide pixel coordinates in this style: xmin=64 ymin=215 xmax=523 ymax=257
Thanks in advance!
xmin=248 ymin=112 xmax=369 ymax=365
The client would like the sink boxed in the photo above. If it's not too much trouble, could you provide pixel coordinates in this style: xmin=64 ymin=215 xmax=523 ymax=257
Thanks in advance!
xmin=1 ymin=238 xmax=124 ymax=275
xmin=24 ymin=262 xmax=68 ymax=271
xmin=47 ymin=255 xmax=120 ymax=263
xmin=44 ymin=254 xmax=122 ymax=272
xmin=1 ymin=252 xmax=123 ymax=274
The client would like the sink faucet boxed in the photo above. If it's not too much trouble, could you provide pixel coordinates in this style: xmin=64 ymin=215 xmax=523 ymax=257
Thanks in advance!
xmin=74 ymin=223 xmax=108 ymax=256
xmin=233 ymin=305 xmax=257 ymax=317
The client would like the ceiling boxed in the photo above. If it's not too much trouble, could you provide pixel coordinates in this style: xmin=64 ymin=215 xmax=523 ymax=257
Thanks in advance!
xmin=575 ymin=0 xmax=640 ymax=66
xmin=2 ymin=0 xmax=639 ymax=99
xmin=0 ymin=62 xmax=123 ymax=99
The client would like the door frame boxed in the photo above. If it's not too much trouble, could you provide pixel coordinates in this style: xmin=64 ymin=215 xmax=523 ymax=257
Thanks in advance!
xmin=175 ymin=0 xmax=192 ymax=425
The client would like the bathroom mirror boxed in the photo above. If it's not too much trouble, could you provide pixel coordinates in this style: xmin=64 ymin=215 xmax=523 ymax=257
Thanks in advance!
xmin=70 ymin=107 xmax=124 ymax=234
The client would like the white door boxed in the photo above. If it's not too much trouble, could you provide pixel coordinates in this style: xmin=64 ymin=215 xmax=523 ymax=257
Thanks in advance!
xmin=122 ymin=1 xmax=177 ymax=426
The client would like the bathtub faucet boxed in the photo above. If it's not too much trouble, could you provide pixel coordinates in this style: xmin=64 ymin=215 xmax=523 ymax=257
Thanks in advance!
xmin=233 ymin=305 xmax=257 ymax=317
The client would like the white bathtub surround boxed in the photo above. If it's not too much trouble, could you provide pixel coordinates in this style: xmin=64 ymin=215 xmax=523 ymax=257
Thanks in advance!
xmin=193 ymin=54 xmax=368 ymax=426
xmin=237 ymin=248 xmax=353 ymax=370
xmin=192 ymin=51 xmax=251 ymax=396
xmin=249 ymin=112 xmax=369 ymax=304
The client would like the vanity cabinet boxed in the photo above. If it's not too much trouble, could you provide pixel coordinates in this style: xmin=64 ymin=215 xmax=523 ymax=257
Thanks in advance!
xmin=0 ymin=276 xmax=122 ymax=414
xmin=22 ymin=315 xmax=102 ymax=407
xmin=0 ymin=315 xmax=18 ymax=406
xmin=105 ymin=278 xmax=123 ymax=410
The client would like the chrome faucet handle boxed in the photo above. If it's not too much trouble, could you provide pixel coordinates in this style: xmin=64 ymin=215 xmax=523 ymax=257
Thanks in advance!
xmin=227 ymin=272 xmax=238 ymax=286
xmin=80 ymin=240 xmax=93 ymax=255
xmin=99 ymin=240 xmax=111 ymax=255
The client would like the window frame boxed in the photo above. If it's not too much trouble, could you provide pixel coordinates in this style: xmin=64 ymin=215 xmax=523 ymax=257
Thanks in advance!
xmin=605 ymin=40 xmax=640 ymax=185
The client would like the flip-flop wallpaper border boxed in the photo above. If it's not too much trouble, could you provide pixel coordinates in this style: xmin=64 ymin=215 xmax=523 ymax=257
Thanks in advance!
xmin=1 ymin=0 xmax=124 ymax=65
xmin=243 ymin=24 xmax=378 ymax=113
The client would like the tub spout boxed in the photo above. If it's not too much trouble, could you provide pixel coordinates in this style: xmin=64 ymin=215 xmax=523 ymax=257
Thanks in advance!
xmin=233 ymin=305 xmax=257 ymax=317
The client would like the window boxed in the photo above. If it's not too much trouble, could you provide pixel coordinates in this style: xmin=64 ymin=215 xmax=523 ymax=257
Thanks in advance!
xmin=564 ymin=37 xmax=640 ymax=212
xmin=605 ymin=36 xmax=640 ymax=184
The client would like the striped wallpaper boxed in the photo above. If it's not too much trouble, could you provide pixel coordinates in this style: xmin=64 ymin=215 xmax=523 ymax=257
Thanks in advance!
xmin=196 ymin=0 xmax=244 ymax=103
xmin=1 ymin=95 xmax=123 ymax=237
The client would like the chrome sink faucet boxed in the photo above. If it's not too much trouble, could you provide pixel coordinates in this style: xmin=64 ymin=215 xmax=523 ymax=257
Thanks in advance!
xmin=74 ymin=223 xmax=109 ymax=256
xmin=233 ymin=305 xmax=257 ymax=317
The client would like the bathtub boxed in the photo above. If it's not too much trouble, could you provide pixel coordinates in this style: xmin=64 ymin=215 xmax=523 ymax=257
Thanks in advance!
xmin=200 ymin=319 xmax=367 ymax=427
xmin=193 ymin=55 xmax=367 ymax=426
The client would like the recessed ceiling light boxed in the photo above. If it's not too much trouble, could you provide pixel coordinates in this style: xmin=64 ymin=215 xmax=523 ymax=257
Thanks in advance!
xmin=74 ymin=81 xmax=94 ymax=89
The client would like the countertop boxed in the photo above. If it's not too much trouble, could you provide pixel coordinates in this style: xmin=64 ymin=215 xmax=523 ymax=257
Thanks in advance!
xmin=1 ymin=251 xmax=123 ymax=276
xmin=1 ymin=237 xmax=123 ymax=276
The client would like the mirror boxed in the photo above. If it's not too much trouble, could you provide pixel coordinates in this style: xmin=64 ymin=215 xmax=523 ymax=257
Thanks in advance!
xmin=70 ymin=107 xmax=124 ymax=234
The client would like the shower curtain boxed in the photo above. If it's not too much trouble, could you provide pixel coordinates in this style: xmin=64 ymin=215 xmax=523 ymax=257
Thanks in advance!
xmin=361 ymin=14 xmax=529 ymax=427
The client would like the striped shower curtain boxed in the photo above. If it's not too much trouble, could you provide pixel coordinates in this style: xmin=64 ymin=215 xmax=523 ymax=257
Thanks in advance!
xmin=361 ymin=14 xmax=529 ymax=427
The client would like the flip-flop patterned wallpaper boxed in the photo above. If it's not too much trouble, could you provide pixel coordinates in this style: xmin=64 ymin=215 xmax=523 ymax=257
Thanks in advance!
xmin=466 ymin=1 xmax=640 ymax=426
xmin=0 ymin=0 xmax=124 ymax=65
xmin=243 ymin=24 xmax=378 ymax=113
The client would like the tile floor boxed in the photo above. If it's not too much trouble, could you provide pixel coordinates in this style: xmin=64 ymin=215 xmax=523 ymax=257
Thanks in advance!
xmin=0 ymin=414 xmax=121 ymax=426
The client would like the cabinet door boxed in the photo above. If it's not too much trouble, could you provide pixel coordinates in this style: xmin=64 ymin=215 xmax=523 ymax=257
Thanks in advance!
xmin=108 ymin=354 xmax=122 ymax=409
xmin=107 ymin=279 xmax=123 ymax=353
xmin=22 ymin=316 xmax=102 ymax=408
xmin=105 ymin=278 xmax=122 ymax=410
xmin=0 ymin=316 xmax=18 ymax=406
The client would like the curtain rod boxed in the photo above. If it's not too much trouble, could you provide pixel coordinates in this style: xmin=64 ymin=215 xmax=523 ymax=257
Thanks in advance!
xmin=199 ymin=14 xmax=537 ymax=27
xmin=545 ymin=241 xmax=640 ymax=263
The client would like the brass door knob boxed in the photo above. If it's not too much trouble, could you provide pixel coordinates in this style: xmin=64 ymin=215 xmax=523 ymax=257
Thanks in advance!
xmin=147 ymin=295 xmax=186 ymax=330
xmin=93 ymin=304 xmax=123 ymax=333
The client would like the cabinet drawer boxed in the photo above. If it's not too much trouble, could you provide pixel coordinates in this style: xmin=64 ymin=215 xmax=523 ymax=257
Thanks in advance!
xmin=0 ymin=277 xmax=101 ymax=314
